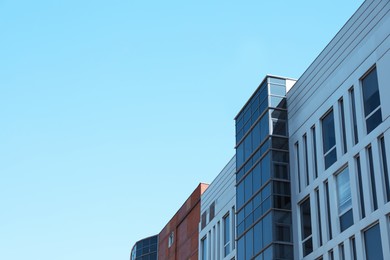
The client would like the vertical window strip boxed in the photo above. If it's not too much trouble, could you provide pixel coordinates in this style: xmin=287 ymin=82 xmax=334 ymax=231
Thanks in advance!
xmin=336 ymin=167 xmax=353 ymax=232
xmin=349 ymin=88 xmax=359 ymax=145
xmin=361 ymin=67 xmax=382 ymax=134
xmin=367 ymin=146 xmax=378 ymax=210
xmin=339 ymin=98 xmax=347 ymax=154
xmin=325 ymin=181 xmax=332 ymax=240
xmin=350 ymin=236 xmax=357 ymax=260
xmin=379 ymin=137 xmax=390 ymax=202
xmin=339 ymin=243 xmax=345 ymax=260
xmin=304 ymin=134 xmax=309 ymax=186
xmin=300 ymin=197 xmax=313 ymax=257
xmin=355 ymin=155 xmax=366 ymax=218
xmin=312 ymin=126 xmax=318 ymax=179
xmin=296 ymin=142 xmax=301 ymax=192
xmin=232 ymin=207 xmax=235 ymax=250
xmin=315 ymin=188 xmax=323 ymax=246
xmin=322 ymin=109 xmax=337 ymax=169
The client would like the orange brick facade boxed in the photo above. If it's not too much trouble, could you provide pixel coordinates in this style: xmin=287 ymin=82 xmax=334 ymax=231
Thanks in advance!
xmin=158 ymin=183 xmax=209 ymax=260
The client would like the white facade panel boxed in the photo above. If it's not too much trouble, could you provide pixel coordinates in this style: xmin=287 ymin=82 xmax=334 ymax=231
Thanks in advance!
xmin=199 ymin=156 xmax=236 ymax=260
xmin=288 ymin=1 xmax=390 ymax=259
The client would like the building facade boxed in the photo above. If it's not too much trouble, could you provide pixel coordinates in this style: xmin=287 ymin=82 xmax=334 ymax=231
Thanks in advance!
xmin=199 ymin=156 xmax=236 ymax=260
xmin=130 ymin=235 xmax=158 ymax=260
xmin=234 ymin=75 xmax=296 ymax=260
xmin=288 ymin=1 xmax=390 ymax=259
xmin=158 ymin=183 xmax=209 ymax=260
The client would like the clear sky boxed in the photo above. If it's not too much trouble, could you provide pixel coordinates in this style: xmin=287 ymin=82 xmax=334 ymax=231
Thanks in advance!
xmin=0 ymin=1 xmax=363 ymax=259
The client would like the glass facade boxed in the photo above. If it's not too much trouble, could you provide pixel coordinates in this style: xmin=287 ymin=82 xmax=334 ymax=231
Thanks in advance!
xmin=130 ymin=235 xmax=158 ymax=260
xmin=235 ymin=76 xmax=292 ymax=260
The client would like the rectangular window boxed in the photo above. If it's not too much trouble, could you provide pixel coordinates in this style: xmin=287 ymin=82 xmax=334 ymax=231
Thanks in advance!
xmin=201 ymin=236 xmax=207 ymax=260
xmin=339 ymin=98 xmax=348 ymax=154
xmin=315 ymin=188 xmax=323 ymax=246
xmin=223 ymin=213 xmax=231 ymax=257
xmin=339 ymin=243 xmax=345 ymax=260
xmin=367 ymin=146 xmax=378 ymax=210
xmin=350 ymin=236 xmax=357 ymax=260
xmin=336 ymin=167 xmax=353 ymax=232
xmin=312 ymin=126 xmax=318 ymax=179
xmin=295 ymin=142 xmax=301 ymax=192
xmin=329 ymin=250 xmax=334 ymax=260
xmin=304 ymin=134 xmax=309 ymax=186
xmin=379 ymin=136 xmax=390 ymax=202
xmin=356 ymin=155 xmax=366 ymax=218
xmin=300 ymin=197 xmax=313 ymax=257
xmin=232 ymin=207 xmax=235 ymax=250
xmin=325 ymin=181 xmax=332 ymax=240
xmin=362 ymin=67 xmax=382 ymax=133
xmin=349 ymin=87 xmax=359 ymax=144
xmin=322 ymin=109 xmax=337 ymax=169
xmin=364 ymin=223 xmax=384 ymax=260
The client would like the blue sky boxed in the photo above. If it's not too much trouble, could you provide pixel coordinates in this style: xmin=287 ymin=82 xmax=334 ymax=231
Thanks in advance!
xmin=0 ymin=1 xmax=363 ymax=259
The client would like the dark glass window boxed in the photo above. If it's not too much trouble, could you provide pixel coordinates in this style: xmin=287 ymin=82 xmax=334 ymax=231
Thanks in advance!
xmin=362 ymin=67 xmax=382 ymax=133
xmin=349 ymin=88 xmax=359 ymax=144
xmin=339 ymin=98 xmax=347 ymax=154
xmin=325 ymin=181 xmax=332 ymax=240
xmin=209 ymin=202 xmax=215 ymax=221
xmin=355 ymin=155 xmax=365 ymax=218
xmin=245 ymin=229 xmax=253 ymax=260
xmin=315 ymin=188 xmax=323 ymax=246
xmin=367 ymin=146 xmax=378 ymax=210
xmin=303 ymin=134 xmax=309 ymax=186
xmin=300 ymin=197 xmax=313 ymax=257
xmin=322 ymin=110 xmax=337 ymax=169
xmin=351 ymin=236 xmax=357 ymax=260
xmin=379 ymin=137 xmax=390 ymax=202
xmin=295 ymin=142 xmax=301 ymax=192
xmin=364 ymin=223 xmax=384 ymax=260
xmin=312 ymin=126 xmax=318 ymax=179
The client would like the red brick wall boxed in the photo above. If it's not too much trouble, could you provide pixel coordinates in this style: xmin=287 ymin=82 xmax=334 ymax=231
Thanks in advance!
xmin=158 ymin=183 xmax=209 ymax=260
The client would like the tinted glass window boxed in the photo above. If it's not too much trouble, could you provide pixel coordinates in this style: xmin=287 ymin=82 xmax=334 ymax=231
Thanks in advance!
xmin=364 ymin=223 xmax=384 ymax=260
xmin=362 ymin=68 xmax=382 ymax=133
xmin=322 ymin=110 xmax=336 ymax=153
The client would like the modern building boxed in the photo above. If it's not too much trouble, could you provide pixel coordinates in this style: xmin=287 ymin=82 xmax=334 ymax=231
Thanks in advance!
xmin=234 ymin=75 xmax=296 ymax=260
xmin=287 ymin=0 xmax=390 ymax=260
xmin=158 ymin=183 xmax=209 ymax=260
xmin=130 ymin=235 xmax=158 ymax=260
xmin=199 ymin=156 xmax=237 ymax=260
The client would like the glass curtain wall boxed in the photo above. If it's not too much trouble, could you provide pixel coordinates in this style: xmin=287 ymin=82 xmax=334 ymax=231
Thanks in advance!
xmin=235 ymin=76 xmax=293 ymax=260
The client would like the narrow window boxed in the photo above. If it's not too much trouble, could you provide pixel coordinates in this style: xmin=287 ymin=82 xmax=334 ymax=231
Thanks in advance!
xmin=300 ymin=197 xmax=313 ymax=257
xmin=295 ymin=142 xmax=301 ymax=192
xmin=325 ymin=181 xmax=332 ymax=240
xmin=379 ymin=136 xmax=390 ymax=202
xmin=350 ymin=236 xmax=357 ymax=260
xmin=315 ymin=188 xmax=323 ymax=246
xmin=336 ymin=167 xmax=353 ymax=232
xmin=312 ymin=126 xmax=318 ymax=179
xmin=339 ymin=98 xmax=348 ymax=154
xmin=356 ymin=155 xmax=366 ymax=218
xmin=367 ymin=146 xmax=378 ymax=210
xmin=362 ymin=67 xmax=382 ymax=133
xmin=223 ymin=213 xmax=231 ymax=256
xmin=232 ymin=207 xmax=235 ymax=250
xmin=364 ymin=223 xmax=384 ymax=260
xmin=322 ymin=110 xmax=337 ymax=169
xmin=303 ymin=134 xmax=310 ymax=186
xmin=329 ymin=250 xmax=334 ymax=260
xmin=217 ymin=222 xmax=220 ymax=260
xmin=339 ymin=243 xmax=345 ymax=260
xmin=349 ymin=87 xmax=359 ymax=144
xmin=201 ymin=236 xmax=207 ymax=260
